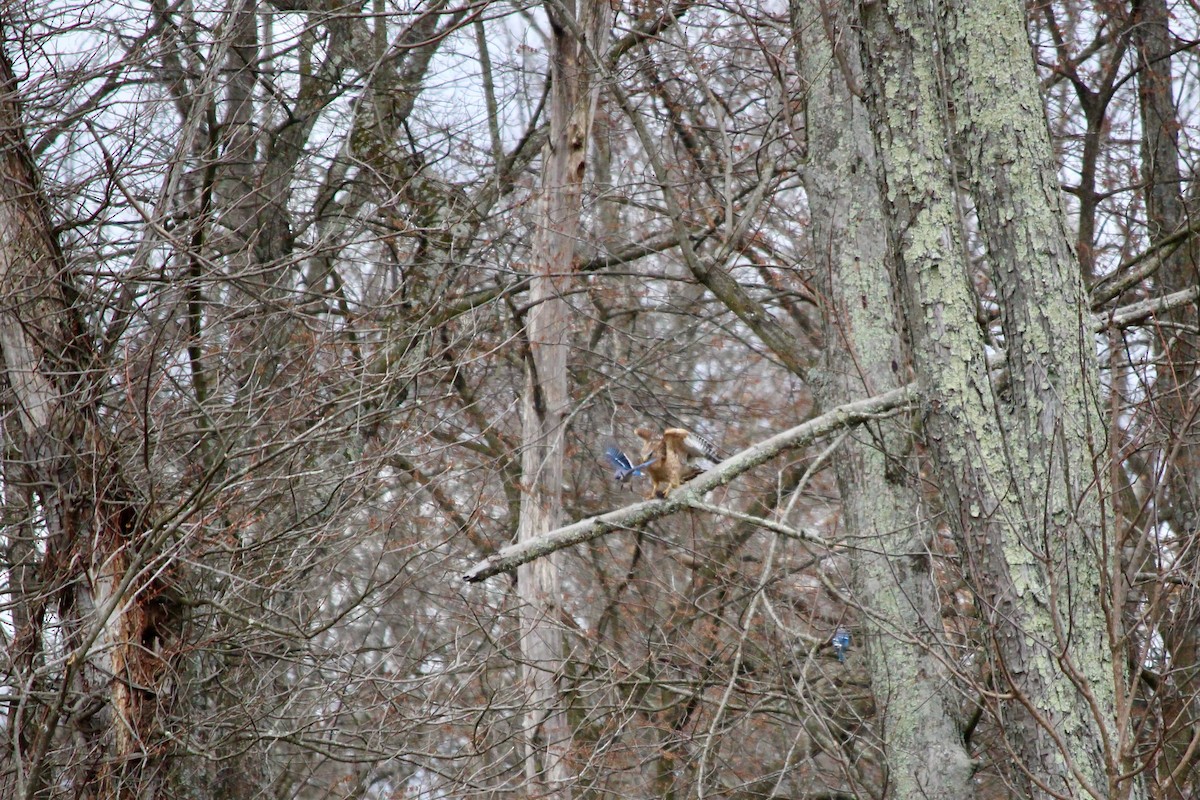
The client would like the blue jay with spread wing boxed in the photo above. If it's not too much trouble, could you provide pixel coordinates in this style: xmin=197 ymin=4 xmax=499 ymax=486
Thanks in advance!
xmin=604 ymin=446 xmax=656 ymax=483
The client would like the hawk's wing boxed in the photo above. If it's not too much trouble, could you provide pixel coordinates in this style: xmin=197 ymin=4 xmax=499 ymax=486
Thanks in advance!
xmin=634 ymin=427 xmax=658 ymax=462
xmin=664 ymin=428 xmax=721 ymax=462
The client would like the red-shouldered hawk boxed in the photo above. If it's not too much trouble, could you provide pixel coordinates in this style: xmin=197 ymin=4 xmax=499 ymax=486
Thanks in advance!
xmin=634 ymin=427 xmax=720 ymax=499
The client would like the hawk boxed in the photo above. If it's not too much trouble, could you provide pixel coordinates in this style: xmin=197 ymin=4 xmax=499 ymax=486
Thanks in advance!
xmin=634 ymin=427 xmax=720 ymax=499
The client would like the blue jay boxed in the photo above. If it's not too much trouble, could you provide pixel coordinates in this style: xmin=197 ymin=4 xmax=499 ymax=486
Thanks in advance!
xmin=832 ymin=627 xmax=851 ymax=662
xmin=604 ymin=447 xmax=656 ymax=483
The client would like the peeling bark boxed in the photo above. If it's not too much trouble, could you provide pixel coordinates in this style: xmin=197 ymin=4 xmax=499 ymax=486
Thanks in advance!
xmin=0 ymin=31 xmax=174 ymax=800
xmin=849 ymin=0 xmax=1138 ymax=797
xmin=516 ymin=1 xmax=611 ymax=797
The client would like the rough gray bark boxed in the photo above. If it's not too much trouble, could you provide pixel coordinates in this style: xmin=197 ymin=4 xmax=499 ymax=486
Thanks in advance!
xmin=800 ymin=4 xmax=975 ymax=797
xmin=942 ymin=3 xmax=1139 ymax=797
xmin=850 ymin=0 xmax=1139 ymax=797
xmin=516 ymin=1 xmax=611 ymax=796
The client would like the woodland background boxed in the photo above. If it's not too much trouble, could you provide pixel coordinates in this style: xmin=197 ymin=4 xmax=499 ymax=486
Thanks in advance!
xmin=0 ymin=0 xmax=1198 ymax=798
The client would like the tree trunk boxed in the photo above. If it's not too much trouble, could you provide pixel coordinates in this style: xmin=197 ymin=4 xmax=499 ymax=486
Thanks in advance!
xmin=517 ymin=2 xmax=610 ymax=797
xmin=941 ymin=2 xmax=1140 ymax=796
xmin=0 ymin=31 xmax=174 ymax=800
xmin=1127 ymin=4 xmax=1200 ymax=792
xmin=850 ymin=0 xmax=1140 ymax=797
xmin=800 ymin=5 xmax=976 ymax=798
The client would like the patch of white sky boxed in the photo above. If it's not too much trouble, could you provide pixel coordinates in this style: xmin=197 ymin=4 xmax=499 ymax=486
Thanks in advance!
xmin=1033 ymin=4 xmax=1200 ymax=282
xmin=425 ymin=6 xmax=549 ymax=159
xmin=1168 ymin=6 xmax=1200 ymax=174
xmin=14 ymin=1 xmax=166 ymax=206
xmin=341 ymin=2 xmax=551 ymax=188
xmin=596 ymin=0 xmax=806 ymax=440
xmin=1026 ymin=5 xmax=1200 ymax=464
xmin=282 ymin=3 xmax=554 ymax=299
xmin=12 ymin=0 xmax=810 ymax=306
xmin=615 ymin=1 xmax=800 ymax=279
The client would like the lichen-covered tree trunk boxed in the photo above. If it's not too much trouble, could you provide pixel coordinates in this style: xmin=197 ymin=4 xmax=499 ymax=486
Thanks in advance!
xmin=849 ymin=1 xmax=1141 ymax=798
xmin=799 ymin=5 xmax=975 ymax=798
xmin=0 ymin=33 xmax=173 ymax=800
xmin=517 ymin=2 xmax=610 ymax=797
xmin=941 ymin=2 xmax=1140 ymax=796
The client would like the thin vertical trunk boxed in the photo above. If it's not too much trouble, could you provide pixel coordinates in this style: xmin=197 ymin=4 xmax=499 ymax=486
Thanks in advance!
xmin=800 ymin=5 xmax=975 ymax=798
xmin=1130 ymin=1 xmax=1200 ymax=792
xmin=517 ymin=2 xmax=610 ymax=797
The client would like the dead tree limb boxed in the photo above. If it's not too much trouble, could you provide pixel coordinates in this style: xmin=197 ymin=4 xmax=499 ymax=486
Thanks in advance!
xmin=462 ymin=383 xmax=918 ymax=583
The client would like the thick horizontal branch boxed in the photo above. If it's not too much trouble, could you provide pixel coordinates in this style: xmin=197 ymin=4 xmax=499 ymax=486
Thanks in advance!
xmin=462 ymin=384 xmax=918 ymax=583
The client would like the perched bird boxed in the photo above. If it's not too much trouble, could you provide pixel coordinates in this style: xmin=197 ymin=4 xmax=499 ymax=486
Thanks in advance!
xmin=634 ymin=427 xmax=721 ymax=499
xmin=604 ymin=447 xmax=656 ymax=483
xmin=832 ymin=627 xmax=851 ymax=662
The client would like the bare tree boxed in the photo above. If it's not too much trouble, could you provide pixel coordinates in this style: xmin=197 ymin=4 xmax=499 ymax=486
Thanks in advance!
xmin=6 ymin=1 xmax=1200 ymax=798
xmin=0 ymin=27 xmax=180 ymax=799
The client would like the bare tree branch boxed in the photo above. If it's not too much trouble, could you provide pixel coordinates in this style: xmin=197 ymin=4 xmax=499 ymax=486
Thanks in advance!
xmin=463 ymin=384 xmax=916 ymax=582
